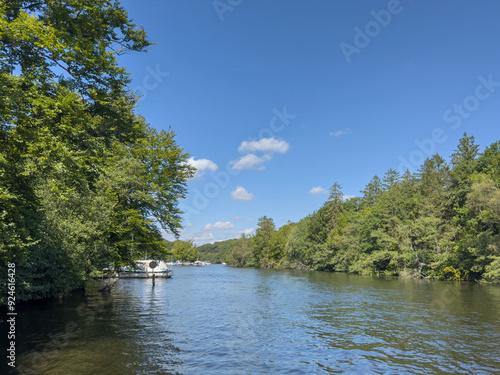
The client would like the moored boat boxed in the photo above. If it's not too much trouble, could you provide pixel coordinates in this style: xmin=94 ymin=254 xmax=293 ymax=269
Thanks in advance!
xmin=119 ymin=260 xmax=173 ymax=278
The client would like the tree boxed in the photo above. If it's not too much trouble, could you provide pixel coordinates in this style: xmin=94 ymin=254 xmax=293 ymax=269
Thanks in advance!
xmin=417 ymin=154 xmax=450 ymax=213
xmin=197 ymin=238 xmax=239 ymax=263
xmin=328 ymin=182 xmax=343 ymax=203
xmin=466 ymin=177 xmax=500 ymax=233
xmin=326 ymin=182 xmax=344 ymax=220
xmin=173 ymin=241 xmax=198 ymax=262
xmin=267 ymin=223 xmax=295 ymax=264
xmin=213 ymin=135 xmax=500 ymax=283
xmin=450 ymin=133 xmax=480 ymax=183
xmin=252 ymin=216 xmax=275 ymax=266
xmin=477 ymin=141 xmax=500 ymax=182
xmin=0 ymin=0 xmax=152 ymax=102
xmin=284 ymin=217 xmax=314 ymax=269
xmin=229 ymin=235 xmax=252 ymax=267
xmin=448 ymin=133 xmax=480 ymax=209
xmin=382 ymin=169 xmax=401 ymax=191
xmin=361 ymin=175 xmax=383 ymax=206
xmin=0 ymin=1 xmax=194 ymax=303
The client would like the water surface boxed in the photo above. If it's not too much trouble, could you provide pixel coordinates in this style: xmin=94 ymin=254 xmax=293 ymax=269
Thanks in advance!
xmin=3 ymin=266 xmax=500 ymax=374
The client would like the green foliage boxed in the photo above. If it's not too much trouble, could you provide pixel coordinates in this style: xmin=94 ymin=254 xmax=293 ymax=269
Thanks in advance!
xmin=228 ymin=235 xmax=252 ymax=267
xmin=219 ymin=134 xmax=500 ymax=284
xmin=477 ymin=141 xmax=500 ymax=182
xmin=483 ymin=256 xmax=500 ymax=283
xmin=382 ymin=168 xmax=401 ymax=191
xmin=466 ymin=177 xmax=500 ymax=232
xmin=266 ymin=223 xmax=295 ymax=266
xmin=252 ymin=216 xmax=275 ymax=266
xmin=197 ymin=238 xmax=239 ymax=263
xmin=0 ymin=1 xmax=193 ymax=304
xmin=172 ymin=241 xmax=198 ymax=262
xmin=0 ymin=0 xmax=152 ymax=101
xmin=447 ymin=133 xmax=480 ymax=211
xmin=361 ymin=175 xmax=382 ymax=206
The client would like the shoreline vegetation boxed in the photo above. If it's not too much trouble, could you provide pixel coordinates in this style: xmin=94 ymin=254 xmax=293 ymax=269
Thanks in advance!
xmin=0 ymin=1 xmax=194 ymax=305
xmin=199 ymin=135 xmax=500 ymax=284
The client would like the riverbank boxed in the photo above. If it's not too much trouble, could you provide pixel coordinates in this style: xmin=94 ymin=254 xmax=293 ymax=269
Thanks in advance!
xmin=230 ymin=260 xmax=498 ymax=285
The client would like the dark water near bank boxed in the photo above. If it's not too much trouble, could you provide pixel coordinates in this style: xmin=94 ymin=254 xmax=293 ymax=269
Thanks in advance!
xmin=2 ymin=266 xmax=500 ymax=374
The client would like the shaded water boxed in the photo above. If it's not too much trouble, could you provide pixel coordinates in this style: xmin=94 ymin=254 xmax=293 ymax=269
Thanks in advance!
xmin=2 ymin=266 xmax=500 ymax=374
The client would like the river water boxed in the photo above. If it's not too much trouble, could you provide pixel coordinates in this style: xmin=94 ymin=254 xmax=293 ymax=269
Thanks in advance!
xmin=3 ymin=265 xmax=500 ymax=374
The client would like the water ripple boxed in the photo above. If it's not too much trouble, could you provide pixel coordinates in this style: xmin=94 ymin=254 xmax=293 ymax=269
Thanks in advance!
xmin=7 ymin=266 xmax=500 ymax=375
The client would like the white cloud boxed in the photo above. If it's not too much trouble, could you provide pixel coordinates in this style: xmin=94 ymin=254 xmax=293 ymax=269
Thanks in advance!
xmin=329 ymin=128 xmax=350 ymax=137
xmin=342 ymin=194 xmax=356 ymax=201
xmin=203 ymin=221 xmax=235 ymax=231
xmin=232 ymin=137 xmax=289 ymax=171
xmin=231 ymin=186 xmax=255 ymax=201
xmin=231 ymin=154 xmax=270 ymax=170
xmin=309 ymin=186 xmax=329 ymax=195
xmin=241 ymin=228 xmax=254 ymax=236
xmin=185 ymin=222 xmax=195 ymax=228
xmin=238 ymin=137 xmax=290 ymax=154
xmin=187 ymin=157 xmax=218 ymax=178
xmin=193 ymin=233 xmax=214 ymax=241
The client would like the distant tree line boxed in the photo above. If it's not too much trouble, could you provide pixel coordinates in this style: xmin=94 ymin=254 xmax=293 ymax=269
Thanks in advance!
xmin=0 ymin=1 xmax=194 ymax=304
xmin=197 ymin=239 xmax=239 ymax=263
xmin=220 ymin=134 xmax=500 ymax=283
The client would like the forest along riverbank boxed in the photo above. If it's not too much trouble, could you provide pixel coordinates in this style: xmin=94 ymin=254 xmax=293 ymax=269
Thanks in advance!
xmin=2 ymin=265 xmax=499 ymax=375
xmin=199 ymin=135 xmax=500 ymax=284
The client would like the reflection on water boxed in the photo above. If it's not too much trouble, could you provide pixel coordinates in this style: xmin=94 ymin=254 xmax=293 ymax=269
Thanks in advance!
xmin=2 ymin=266 xmax=500 ymax=374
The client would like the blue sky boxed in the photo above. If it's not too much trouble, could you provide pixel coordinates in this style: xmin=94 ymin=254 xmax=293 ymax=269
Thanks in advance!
xmin=118 ymin=0 xmax=500 ymax=244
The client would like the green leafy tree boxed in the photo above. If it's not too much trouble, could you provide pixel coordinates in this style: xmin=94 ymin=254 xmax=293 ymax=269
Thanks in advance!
xmin=197 ymin=238 xmax=239 ymax=263
xmin=0 ymin=1 xmax=193 ymax=303
xmin=0 ymin=0 xmax=152 ymax=101
xmin=252 ymin=216 xmax=275 ymax=266
xmin=173 ymin=241 xmax=198 ymax=262
xmin=466 ymin=177 xmax=500 ymax=233
xmin=266 ymin=223 xmax=295 ymax=264
xmin=203 ymin=135 xmax=500 ymax=283
xmin=477 ymin=141 xmax=500 ymax=183
xmin=284 ymin=217 xmax=315 ymax=269
xmin=229 ymin=235 xmax=253 ymax=267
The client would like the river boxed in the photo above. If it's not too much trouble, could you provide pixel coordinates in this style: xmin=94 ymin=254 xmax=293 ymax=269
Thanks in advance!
xmin=3 ymin=265 xmax=500 ymax=374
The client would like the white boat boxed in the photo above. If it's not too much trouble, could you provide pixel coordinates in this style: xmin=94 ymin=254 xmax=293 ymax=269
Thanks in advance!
xmin=119 ymin=260 xmax=173 ymax=278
